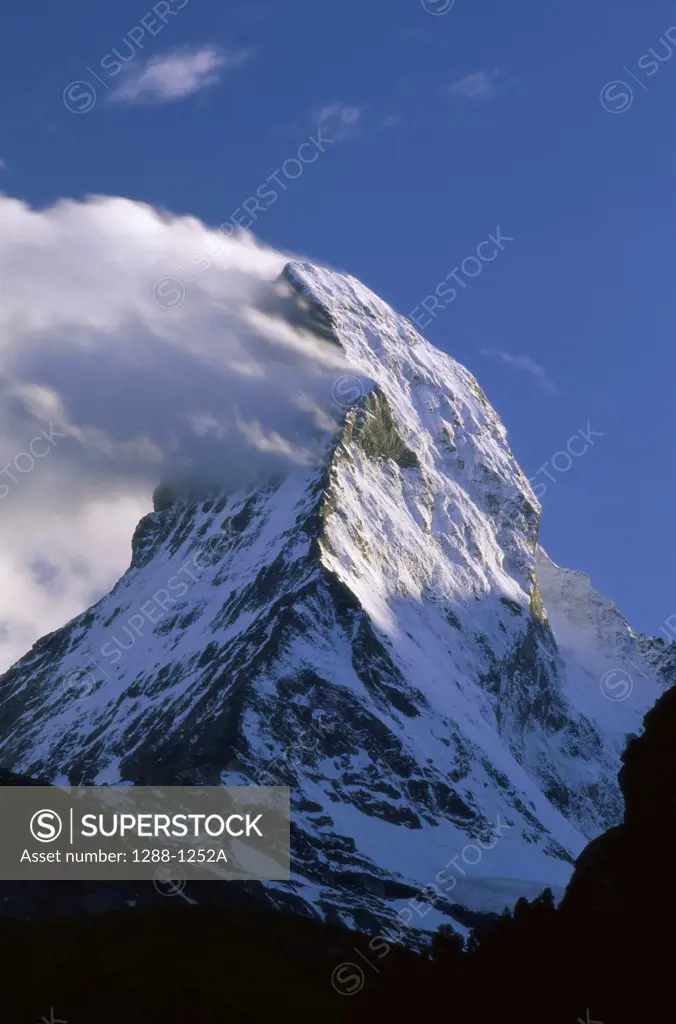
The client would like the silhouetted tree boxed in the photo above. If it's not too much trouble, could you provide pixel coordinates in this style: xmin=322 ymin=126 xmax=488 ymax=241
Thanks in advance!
xmin=430 ymin=923 xmax=465 ymax=971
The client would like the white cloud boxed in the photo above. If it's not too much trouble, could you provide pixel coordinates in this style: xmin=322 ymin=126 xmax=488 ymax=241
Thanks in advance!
xmin=480 ymin=349 xmax=556 ymax=393
xmin=110 ymin=45 xmax=249 ymax=105
xmin=314 ymin=102 xmax=364 ymax=141
xmin=448 ymin=70 xmax=499 ymax=100
xmin=0 ymin=158 xmax=6 ymax=170
xmin=0 ymin=194 xmax=355 ymax=671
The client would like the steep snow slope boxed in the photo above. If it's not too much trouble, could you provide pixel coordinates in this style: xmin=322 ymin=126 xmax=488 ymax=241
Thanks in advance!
xmin=537 ymin=549 xmax=671 ymax=758
xmin=0 ymin=261 xmax=670 ymax=937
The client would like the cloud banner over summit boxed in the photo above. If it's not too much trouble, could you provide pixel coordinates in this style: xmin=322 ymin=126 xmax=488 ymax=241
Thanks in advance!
xmin=0 ymin=195 xmax=359 ymax=670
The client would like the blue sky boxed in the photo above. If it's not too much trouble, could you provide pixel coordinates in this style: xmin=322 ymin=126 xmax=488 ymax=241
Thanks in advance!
xmin=1 ymin=0 xmax=673 ymax=634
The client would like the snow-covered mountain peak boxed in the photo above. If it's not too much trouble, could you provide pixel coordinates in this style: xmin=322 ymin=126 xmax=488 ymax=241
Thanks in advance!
xmin=0 ymin=259 xmax=670 ymax=939
xmin=286 ymin=260 xmax=512 ymax=452
xmin=287 ymin=260 xmax=539 ymax=595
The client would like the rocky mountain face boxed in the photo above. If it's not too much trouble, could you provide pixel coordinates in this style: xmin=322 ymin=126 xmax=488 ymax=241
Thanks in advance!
xmin=360 ymin=661 xmax=676 ymax=1024
xmin=0 ymin=261 xmax=670 ymax=937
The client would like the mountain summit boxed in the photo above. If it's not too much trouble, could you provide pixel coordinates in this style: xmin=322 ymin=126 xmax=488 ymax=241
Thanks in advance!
xmin=0 ymin=261 xmax=669 ymax=937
